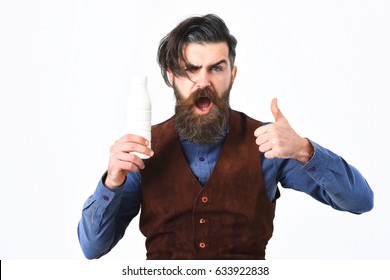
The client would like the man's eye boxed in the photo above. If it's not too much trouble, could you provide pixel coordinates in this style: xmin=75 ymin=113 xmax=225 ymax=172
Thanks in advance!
xmin=211 ymin=66 xmax=222 ymax=71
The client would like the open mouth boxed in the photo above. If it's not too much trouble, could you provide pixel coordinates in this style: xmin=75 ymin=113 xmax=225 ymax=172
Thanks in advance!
xmin=195 ymin=96 xmax=212 ymax=112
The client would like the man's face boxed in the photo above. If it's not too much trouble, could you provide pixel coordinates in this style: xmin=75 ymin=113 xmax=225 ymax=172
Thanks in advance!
xmin=169 ymin=42 xmax=237 ymax=113
xmin=169 ymin=42 xmax=237 ymax=144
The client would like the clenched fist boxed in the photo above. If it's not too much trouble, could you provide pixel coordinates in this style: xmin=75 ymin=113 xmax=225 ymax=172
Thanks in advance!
xmin=105 ymin=134 xmax=154 ymax=189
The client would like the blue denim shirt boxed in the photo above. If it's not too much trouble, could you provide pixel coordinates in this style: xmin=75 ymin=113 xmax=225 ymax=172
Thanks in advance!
xmin=78 ymin=137 xmax=373 ymax=259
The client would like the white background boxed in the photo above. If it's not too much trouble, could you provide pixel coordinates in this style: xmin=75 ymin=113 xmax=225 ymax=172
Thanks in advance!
xmin=0 ymin=0 xmax=389 ymax=260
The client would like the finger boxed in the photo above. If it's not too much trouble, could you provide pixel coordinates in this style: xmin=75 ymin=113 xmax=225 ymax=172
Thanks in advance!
xmin=254 ymin=124 xmax=270 ymax=137
xmin=117 ymin=134 xmax=150 ymax=146
xmin=258 ymin=141 xmax=272 ymax=153
xmin=108 ymin=155 xmax=140 ymax=175
xmin=264 ymin=149 xmax=275 ymax=159
xmin=271 ymin=98 xmax=285 ymax=122
xmin=114 ymin=142 xmax=154 ymax=157
xmin=114 ymin=159 xmax=141 ymax=173
xmin=115 ymin=152 xmax=146 ymax=170
xmin=255 ymin=134 xmax=269 ymax=146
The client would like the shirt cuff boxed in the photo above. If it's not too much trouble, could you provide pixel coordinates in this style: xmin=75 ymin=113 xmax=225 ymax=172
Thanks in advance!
xmin=300 ymin=140 xmax=330 ymax=180
xmin=95 ymin=171 xmax=125 ymax=207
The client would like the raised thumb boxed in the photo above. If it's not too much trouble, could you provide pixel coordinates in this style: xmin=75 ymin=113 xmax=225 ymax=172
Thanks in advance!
xmin=271 ymin=98 xmax=285 ymax=122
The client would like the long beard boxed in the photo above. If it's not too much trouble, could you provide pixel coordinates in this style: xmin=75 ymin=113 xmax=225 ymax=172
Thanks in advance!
xmin=174 ymin=84 xmax=231 ymax=144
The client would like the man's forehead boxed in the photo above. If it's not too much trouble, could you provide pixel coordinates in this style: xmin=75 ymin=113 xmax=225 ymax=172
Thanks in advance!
xmin=181 ymin=42 xmax=230 ymax=66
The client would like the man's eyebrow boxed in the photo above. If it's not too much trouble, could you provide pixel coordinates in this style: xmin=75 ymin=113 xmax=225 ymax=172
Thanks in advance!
xmin=209 ymin=59 xmax=228 ymax=68
xmin=185 ymin=59 xmax=228 ymax=70
xmin=184 ymin=63 xmax=201 ymax=70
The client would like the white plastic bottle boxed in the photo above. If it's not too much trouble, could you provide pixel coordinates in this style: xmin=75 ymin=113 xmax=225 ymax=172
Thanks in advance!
xmin=126 ymin=76 xmax=152 ymax=159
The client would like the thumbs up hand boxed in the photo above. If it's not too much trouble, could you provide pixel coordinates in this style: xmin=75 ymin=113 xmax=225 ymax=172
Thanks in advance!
xmin=254 ymin=98 xmax=314 ymax=163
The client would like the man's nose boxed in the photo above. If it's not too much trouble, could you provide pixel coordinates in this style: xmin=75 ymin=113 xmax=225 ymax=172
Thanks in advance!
xmin=193 ymin=70 xmax=211 ymax=89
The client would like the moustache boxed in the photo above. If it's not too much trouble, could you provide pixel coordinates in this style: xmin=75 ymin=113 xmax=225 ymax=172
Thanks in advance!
xmin=177 ymin=87 xmax=220 ymax=108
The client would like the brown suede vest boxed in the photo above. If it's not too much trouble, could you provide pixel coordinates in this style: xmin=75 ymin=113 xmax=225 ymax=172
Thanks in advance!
xmin=140 ymin=110 xmax=275 ymax=259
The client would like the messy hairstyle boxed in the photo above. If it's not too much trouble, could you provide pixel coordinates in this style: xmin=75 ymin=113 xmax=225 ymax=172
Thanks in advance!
xmin=157 ymin=14 xmax=237 ymax=87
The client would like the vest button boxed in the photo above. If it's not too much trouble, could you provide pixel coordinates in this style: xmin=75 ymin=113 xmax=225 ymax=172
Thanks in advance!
xmin=199 ymin=218 xmax=206 ymax=224
xmin=201 ymin=196 xmax=208 ymax=203
xmin=199 ymin=242 xmax=206 ymax=249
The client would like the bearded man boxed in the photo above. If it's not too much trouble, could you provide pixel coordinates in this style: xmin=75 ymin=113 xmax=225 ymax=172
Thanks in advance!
xmin=78 ymin=14 xmax=373 ymax=260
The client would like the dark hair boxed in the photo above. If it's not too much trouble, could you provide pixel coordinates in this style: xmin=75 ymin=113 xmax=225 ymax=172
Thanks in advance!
xmin=157 ymin=14 xmax=237 ymax=87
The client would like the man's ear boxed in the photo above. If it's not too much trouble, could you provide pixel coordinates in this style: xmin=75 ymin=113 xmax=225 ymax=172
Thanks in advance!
xmin=167 ymin=68 xmax=174 ymax=86
xmin=231 ymin=66 xmax=237 ymax=84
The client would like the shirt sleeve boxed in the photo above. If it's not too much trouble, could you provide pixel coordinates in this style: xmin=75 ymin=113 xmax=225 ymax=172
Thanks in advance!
xmin=271 ymin=140 xmax=374 ymax=214
xmin=77 ymin=171 xmax=142 ymax=259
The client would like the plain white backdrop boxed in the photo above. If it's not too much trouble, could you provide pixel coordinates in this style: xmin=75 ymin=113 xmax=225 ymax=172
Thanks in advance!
xmin=0 ymin=0 xmax=389 ymax=260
